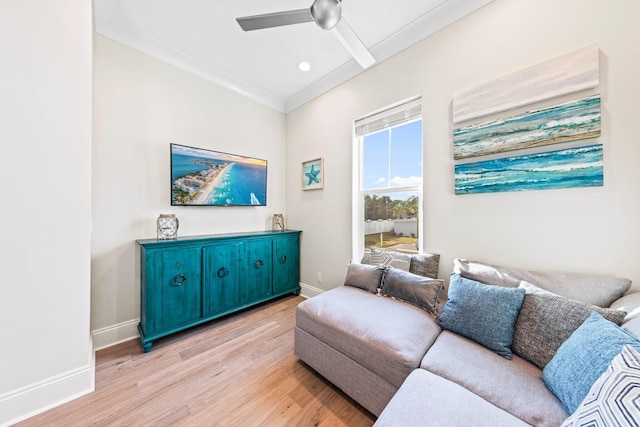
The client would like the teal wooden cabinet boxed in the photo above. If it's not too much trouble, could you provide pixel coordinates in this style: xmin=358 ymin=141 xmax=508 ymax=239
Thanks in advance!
xmin=243 ymin=239 xmax=272 ymax=303
xmin=155 ymin=248 xmax=202 ymax=331
xmin=273 ymin=235 xmax=300 ymax=295
xmin=202 ymin=242 xmax=242 ymax=317
xmin=137 ymin=230 xmax=301 ymax=352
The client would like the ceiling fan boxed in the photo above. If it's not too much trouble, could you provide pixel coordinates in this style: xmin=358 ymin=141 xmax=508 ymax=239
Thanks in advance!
xmin=236 ymin=0 xmax=375 ymax=69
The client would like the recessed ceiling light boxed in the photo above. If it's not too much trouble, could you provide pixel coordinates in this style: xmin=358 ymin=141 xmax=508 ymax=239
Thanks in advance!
xmin=298 ymin=61 xmax=311 ymax=72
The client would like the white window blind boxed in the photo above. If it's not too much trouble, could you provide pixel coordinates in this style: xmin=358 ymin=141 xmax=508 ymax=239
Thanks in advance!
xmin=354 ymin=96 xmax=422 ymax=137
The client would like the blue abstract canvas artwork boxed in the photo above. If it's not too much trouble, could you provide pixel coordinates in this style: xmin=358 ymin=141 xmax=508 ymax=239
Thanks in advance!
xmin=454 ymin=95 xmax=601 ymax=160
xmin=452 ymin=45 xmax=599 ymax=123
xmin=454 ymin=144 xmax=603 ymax=194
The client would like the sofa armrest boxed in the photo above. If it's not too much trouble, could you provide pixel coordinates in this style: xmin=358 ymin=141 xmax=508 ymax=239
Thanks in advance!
xmin=609 ymin=291 xmax=640 ymax=322
xmin=610 ymin=291 xmax=640 ymax=340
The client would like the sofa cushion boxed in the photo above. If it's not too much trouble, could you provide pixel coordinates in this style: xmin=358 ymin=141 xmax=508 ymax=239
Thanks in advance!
xmin=542 ymin=312 xmax=640 ymax=414
xmin=343 ymin=263 xmax=386 ymax=293
xmin=380 ymin=267 xmax=444 ymax=315
xmin=296 ymin=286 xmax=441 ymax=388
xmin=421 ymin=330 xmax=568 ymax=427
xmin=512 ymin=281 xmax=627 ymax=369
xmin=561 ymin=344 xmax=640 ymax=427
xmin=436 ymin=274 xmax=525 ymax=359
xmin=374 ymin=369 xmax=530 ymax=427
xmin=454 ymin=258 xmax=631 ymax=307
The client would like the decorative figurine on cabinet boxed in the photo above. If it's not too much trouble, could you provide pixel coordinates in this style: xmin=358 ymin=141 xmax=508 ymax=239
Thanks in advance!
xmin=272 ymin=214 xmax=285 ymax=231
xmin=157 ymin=214 xmax=179 ymax=239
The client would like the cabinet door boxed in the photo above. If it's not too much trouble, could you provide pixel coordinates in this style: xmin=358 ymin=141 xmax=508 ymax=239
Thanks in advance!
xmin=243 ymin=239 xmax=272 ymax=303
xmin=272 ymin=236 xmax=300 ymax=294
xmin=203 ymin=242 xmax=242 ymax=317
xmin=153 ymin=248 xmax=201 ymax=332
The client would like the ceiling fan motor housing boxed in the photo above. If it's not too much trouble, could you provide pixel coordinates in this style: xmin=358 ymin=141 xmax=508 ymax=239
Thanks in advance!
xmin=310 ymin=0 xmax=342 ymax=30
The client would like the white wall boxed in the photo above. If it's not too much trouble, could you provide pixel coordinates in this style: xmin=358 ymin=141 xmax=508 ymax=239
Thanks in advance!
xmin=91 ymin=35 xmax=287 ymax=348
xmin=287 ymin=0 xmax=640 ymax=294
xmin=0 ymin=0 xmax=93 ymax=424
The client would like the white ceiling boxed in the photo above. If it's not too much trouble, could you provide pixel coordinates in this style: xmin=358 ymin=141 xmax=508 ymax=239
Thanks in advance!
xmin=93 ymin=0 xmax=493 ymax=113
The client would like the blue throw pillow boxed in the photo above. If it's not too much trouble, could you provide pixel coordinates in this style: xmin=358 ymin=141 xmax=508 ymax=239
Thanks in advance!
xmin=542 ymin=311 xmax=640 ymax=414
xmin=561 ymin=344 xmax=640 ymax=427
xmin=436 ymin=274 xmax=525 ymax=359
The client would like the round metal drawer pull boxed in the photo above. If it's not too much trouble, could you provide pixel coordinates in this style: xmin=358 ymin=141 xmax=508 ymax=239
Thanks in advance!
xmin=173 ymin=274 xmax=187 ymax=286
xmin=217 ymin=267 xmax=229 ymax=278
xmin=255 ymin=260 xmax=264 ymax=269
xmin=280 ymin=255 xmax=287 ymax=264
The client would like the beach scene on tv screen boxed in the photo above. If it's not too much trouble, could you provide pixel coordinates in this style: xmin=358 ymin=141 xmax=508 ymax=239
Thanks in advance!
xmin=171 ymin=144 xmax=267 ymax=206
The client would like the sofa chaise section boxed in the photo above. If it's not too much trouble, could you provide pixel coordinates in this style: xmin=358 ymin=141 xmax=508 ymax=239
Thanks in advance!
xmin=295 ymin=285 xmax=441 ymax=415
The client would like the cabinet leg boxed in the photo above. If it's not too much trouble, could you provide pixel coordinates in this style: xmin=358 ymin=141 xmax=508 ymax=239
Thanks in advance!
xmin=138 ymin=323 xmax=152 ymax=353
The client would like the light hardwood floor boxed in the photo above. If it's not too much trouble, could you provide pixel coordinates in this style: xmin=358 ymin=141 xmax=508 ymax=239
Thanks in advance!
xmin=16 ymin=295 xmax=376 ymax=426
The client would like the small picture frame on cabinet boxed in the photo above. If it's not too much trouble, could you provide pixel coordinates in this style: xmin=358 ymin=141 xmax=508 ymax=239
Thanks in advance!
xmin=302 ymin=158 xmax=324 ymax=191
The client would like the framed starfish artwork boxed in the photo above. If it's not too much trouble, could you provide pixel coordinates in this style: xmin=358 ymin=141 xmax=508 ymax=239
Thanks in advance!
xmin=302 ymin=157 xmax=324 ymax=190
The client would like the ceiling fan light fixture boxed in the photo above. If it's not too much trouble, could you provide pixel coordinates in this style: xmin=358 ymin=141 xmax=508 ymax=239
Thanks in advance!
xmin=310 ymin=0 xmax=342 ymax=30
xmin=235 ymin=0 xmax=375 ymax=69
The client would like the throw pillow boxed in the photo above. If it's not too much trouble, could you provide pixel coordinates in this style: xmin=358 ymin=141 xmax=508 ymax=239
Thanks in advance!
xmin=436 ymin=274 xmax=526 ymax=360
xmin=387 ymin=251 xmax=412 ymax=272
xmin=366 ymin=248 xmax=412 ymax=271
xmin=409 ymin=253 xmax=440 ymax=279
xmin=362 ymin=249 xmax=440 ymax=277
xmin=380 ymin=267 xmax=444 ymax=316
xmin=453 ymin=258 xmax=631 ymax=308
xmin=343 ymin=263 xmax=386 ymax=294
xmin=360 ymin=251 xmax=371 ymax=265
xmin=561 ymin=344 xmax=640 ymax=427
xmin=368 ymin=248 xmax=393 ymax=266
xmin=512 ymin=281 xmax=627 ymax=369
xmin=542 ymin=312 xmax=640 ymax=414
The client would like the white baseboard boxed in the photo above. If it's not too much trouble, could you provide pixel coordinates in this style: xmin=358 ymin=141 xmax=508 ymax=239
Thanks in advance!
xmin=92 ymin=318 xmax=140 ymax=351
xmin=299 ymin=282 xmax=325 ymax=298
xmin=1 ymin=350 xmax=95 ymax=427
xmin=91 ymin=288 xmax=327 ymax=351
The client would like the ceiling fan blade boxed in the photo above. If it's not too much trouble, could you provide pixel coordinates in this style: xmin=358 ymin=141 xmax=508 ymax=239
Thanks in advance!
xmin=236 ymin=9 xmax=313 ymax=31
xmin=332 ymin=18 xmax=375 ymax=69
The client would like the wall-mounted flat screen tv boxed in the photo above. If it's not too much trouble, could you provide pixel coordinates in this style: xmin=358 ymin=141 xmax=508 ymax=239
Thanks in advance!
xmin=171 ymin=143 xmax=267 ymax=206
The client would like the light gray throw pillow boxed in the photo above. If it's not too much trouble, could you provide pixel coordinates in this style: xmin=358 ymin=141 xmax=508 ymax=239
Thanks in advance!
xmin=361 ymin=248 xmax=410 ymax=271
xmin=453 ymin=258 xmax=631 ymax=307
xmin=344 ymin=263 xmax=386 ymax=294
xmin=512 ymin=281 xmax=627 ymax=369
xmin=381 ymin=267 xmax=444 ymax=316
xmin=368 ymin=247 xmax=393 ymax=266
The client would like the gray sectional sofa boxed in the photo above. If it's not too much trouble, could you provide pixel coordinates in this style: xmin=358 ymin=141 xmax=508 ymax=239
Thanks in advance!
xmin=294 ymin=257 xmax=640 ymax=426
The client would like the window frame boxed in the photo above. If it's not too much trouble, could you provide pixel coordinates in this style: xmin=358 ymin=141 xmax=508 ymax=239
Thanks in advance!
xmin=352 ymin=107 xmax=423 ymax=262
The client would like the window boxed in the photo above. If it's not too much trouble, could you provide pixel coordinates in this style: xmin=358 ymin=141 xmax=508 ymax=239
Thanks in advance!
xmin=352 ymin=97 xmax=423 ymax=261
